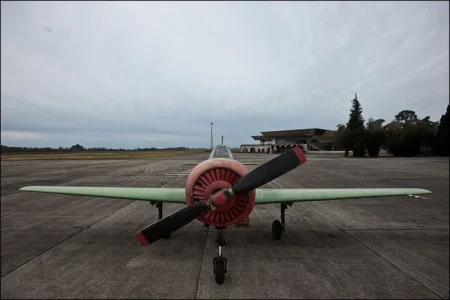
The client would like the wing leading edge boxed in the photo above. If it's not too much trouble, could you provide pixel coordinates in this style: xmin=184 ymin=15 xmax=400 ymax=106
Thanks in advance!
xmin=255 ymin=188 xmax=431 ymax=204
xmin=19 ymin=186 xmax=186 ymax=203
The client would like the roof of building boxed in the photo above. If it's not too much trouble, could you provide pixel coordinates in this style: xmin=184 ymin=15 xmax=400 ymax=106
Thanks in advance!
xmin=251 ymin=135 xmax=273 ymax=140
xmin=310 ymin=135 xmax=337 ymax=143
xmin=322 ymin=130 xmax=337 ymax=136
xmin=256 ymin=128 xmax=335 ymax=138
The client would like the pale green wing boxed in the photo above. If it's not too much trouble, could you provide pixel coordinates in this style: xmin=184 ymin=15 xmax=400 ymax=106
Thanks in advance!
xmin=19 ymin=186 xmax=186 ymax=203
xmin=19 ymin=186 xmax=432 ymax=205
xmin=255 ymin=188 xmax=432 ymax=204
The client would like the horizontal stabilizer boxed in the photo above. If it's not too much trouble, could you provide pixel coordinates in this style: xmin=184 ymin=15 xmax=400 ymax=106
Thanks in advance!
xmin=19 ymin=186 xmax=186 ymax=203
xmin=255 ymin=188 xmax=432 ymax=204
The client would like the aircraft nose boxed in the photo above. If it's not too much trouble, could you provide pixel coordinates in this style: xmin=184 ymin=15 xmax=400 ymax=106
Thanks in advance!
xmin=212 ymin=193 xmax=227 ymax=207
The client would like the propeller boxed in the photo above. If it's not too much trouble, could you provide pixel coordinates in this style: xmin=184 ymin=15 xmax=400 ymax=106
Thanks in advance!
xmin=136 ymin=146 xmax=307 ymax=245
xmin=231 ymin=146 xmax=306 ymax=194
xmin=136 ymin=201 xmax=209 ymax=245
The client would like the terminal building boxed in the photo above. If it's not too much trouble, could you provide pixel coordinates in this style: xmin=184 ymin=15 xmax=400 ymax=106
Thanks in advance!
xmin=240 ymin=128 xmax=338 ymax=153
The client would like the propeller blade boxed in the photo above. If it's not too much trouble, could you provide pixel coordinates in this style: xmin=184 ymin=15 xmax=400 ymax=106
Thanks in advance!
xmin=232 ymin=147 xmax=306 ymax=194
xmin=136 ymin=201 xmax=209 ymax=245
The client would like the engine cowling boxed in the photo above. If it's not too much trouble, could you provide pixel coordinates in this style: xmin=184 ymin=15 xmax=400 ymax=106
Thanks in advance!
xmin=185 ymin=158 xmax=256 ymax=227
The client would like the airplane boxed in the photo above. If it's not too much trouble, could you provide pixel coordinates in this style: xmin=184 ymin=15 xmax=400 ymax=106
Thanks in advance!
xmin=19 ymin=145 xmax=432 ymax=285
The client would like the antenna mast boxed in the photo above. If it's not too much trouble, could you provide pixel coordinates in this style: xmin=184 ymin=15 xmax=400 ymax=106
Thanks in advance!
xmin=210 ymin=122 xmax=214 ymax=149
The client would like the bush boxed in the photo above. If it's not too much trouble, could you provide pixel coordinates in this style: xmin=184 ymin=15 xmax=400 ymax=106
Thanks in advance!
xmin=365 ymin=129 xmax=386 ymax=157
xmin=353 ymin=144 xmax=366 ymax=157
xmin=367 ymin=146 xmax=380 ymax=157
xmin=419 ymin=148 xmax=434 ymax=157
xmin=388 ymin=129 xmax=422 ymax=156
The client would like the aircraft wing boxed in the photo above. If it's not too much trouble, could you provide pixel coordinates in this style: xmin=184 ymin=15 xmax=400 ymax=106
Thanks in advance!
xmin=254 ymin=188 xmax=432 ymax=204
xmin=19 ymin=186 xmax=432 ymax=205
xmin=19 ymin=186 xmax=186 ymax=203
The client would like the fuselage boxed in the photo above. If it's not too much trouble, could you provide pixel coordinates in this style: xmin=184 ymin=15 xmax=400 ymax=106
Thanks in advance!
xmin=208 ymin=144 xmax=234 ymax=160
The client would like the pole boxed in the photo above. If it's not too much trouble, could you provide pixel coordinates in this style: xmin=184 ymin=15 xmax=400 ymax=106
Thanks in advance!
xmin=210 ymin=122 xmax=214 ymax=149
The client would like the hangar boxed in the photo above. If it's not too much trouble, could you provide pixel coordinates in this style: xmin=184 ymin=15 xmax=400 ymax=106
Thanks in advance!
xmin=240 ymin=128 xmax=338 ymax=153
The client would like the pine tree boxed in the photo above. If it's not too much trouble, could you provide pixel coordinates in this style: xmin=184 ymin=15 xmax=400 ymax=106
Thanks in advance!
xmin=435 ymin=104 xmax=449 ymax=156
xmin=346 ymin=93 xmax=365 ymax=132
xmin=343 ymin=93 xmax=367 ymax=157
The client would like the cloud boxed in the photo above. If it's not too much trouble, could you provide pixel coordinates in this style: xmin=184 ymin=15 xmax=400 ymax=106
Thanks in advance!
xmin=1 ymin=1 xmax=448 ymax=148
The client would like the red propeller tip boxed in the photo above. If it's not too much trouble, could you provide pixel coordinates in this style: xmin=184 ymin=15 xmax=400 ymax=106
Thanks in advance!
xmin=136 ymin=232 xmax=149 ymax=246
xmin=293 ymin=147 xmax=307 ymax=164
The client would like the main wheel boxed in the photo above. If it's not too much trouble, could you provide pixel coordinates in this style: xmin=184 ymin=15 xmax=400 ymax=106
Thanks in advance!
xmin=272 ymin=220 xmax=283 ymax=240
xmin=214 ymin=259 xmax=226 ymax=284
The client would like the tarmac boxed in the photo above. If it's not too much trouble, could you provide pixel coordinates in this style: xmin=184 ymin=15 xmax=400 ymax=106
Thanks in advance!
xmin=1 ymin=152 xmax=449 ymax=299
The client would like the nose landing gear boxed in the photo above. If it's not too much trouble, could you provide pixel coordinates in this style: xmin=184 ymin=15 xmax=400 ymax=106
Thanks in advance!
xmin=213 ymin=227 xmax=227 ymax=284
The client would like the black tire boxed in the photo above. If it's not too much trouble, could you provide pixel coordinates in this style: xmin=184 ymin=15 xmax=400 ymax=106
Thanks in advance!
xmin=214 ymin=260 xmax=226 ymax=285
xmin=162 ymin=233 xmax=171 ymax=239
xmin=272 ymin=220 xmax=283 ymax=240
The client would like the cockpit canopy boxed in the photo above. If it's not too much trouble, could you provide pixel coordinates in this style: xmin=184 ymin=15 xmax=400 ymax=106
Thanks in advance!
xmin=210 ymin=144 xmax=234 ymax=159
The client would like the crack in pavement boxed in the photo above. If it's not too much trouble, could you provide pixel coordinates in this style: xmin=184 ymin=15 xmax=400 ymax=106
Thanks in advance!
xmin=194 ymin=229 xmax=210 ymax=299
xmin=1 ymin=200 xmax=133 ymax=278
xmin=1 ymin=169 xmax=178 ymax=279
xmin=303 ymin=204 xmax=443 ymax=299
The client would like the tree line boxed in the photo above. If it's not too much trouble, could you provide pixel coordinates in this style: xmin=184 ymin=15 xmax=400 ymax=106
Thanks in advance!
xmin=0 ymin=144 xmax=200 ymax=154
xmin=335 ymin=94 xmax=449 ymax=157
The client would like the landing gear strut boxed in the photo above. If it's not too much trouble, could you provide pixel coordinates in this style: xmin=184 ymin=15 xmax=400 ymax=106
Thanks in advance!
xmin=272 ymin=204 xmax=288 ymax=240
xmin=155 ymin=202 xmax=171 ymax=239
xmin=213 ymin=227 xmax=227 ymax=284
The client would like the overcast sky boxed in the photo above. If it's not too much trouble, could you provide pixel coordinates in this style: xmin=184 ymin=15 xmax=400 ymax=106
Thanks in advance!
xmin=1 ymin=1 xmax=448 ymax=149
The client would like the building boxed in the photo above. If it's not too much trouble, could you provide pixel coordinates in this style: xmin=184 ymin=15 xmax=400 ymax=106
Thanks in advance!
xmin=240 ymin=128 xmax=338 ymax=153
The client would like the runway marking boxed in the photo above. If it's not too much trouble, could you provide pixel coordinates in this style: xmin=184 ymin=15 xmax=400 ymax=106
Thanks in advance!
xmin=0 ymin=162 xmax=155 ymax=217
xmin=165 ymin=173 xmax=190 ymax=176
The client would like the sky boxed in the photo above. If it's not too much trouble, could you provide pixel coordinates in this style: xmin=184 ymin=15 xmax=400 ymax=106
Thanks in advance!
xmin=1 ymin=1 xmax=449 ymax=149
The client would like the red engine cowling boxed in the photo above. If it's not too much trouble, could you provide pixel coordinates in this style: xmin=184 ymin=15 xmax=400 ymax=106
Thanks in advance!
xmin=185 ymin=158 xmax=256 ymax=227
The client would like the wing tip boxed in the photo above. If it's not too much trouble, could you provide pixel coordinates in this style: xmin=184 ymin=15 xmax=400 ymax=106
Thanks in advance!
xmin=19 ymin=186 xmax=45 ymax=192
xmin=411 ymin=189 xmax=432 ymax=199
xmin=136 ymin=231 xmax=149 ymax=246
xmin=413 ymin=189 xmax=432 ymax=195
xmin=19 ymin=186 xmax=33 ymax=191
